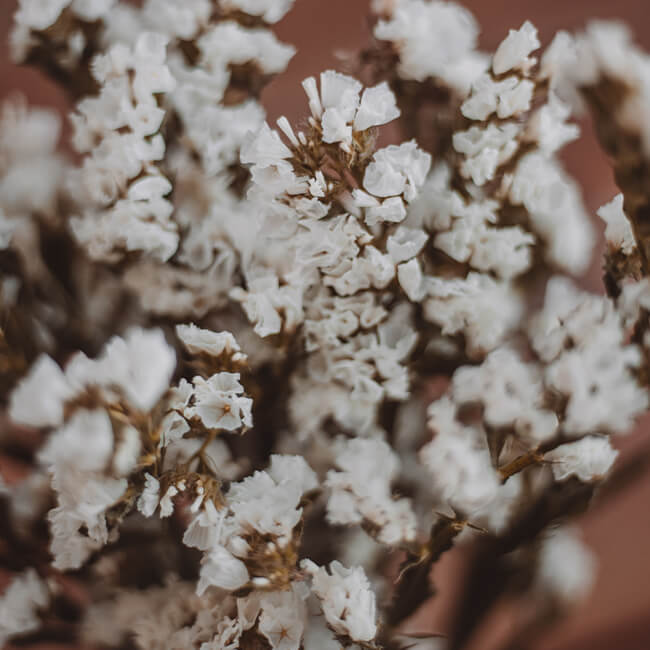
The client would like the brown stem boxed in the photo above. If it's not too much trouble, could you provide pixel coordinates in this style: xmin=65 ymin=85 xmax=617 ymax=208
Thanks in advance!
xmin=498 ymin=450 xmax=545 ymax=482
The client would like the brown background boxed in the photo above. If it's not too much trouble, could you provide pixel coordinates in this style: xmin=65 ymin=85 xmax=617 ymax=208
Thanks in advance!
xmin=2 ymin=1 xmax=650 ymax=648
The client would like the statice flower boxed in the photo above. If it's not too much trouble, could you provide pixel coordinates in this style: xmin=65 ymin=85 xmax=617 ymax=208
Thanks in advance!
xmin=5 ymin=1 xmax=650 ymax=648
xmin=536 ymin=527 xmax=597 ymax=603
xmin=302 ymin=559 xmax=377 ymax=643
xmin=374 ymin=0 xmax=486 ymax=94
xmin=185 ymin=373 xmax=253 ymax=431
xmin=545 ymin=436 xmax=619 ymax=482
xmin=326 ymin=437 xmax=417 ymax=545
xmin=0 ymin=570 xmax=50 ymax=646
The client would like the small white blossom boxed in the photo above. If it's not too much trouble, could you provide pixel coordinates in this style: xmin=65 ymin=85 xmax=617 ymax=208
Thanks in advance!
xmin=302 ymin=560 xmax=377 ymax=643
xmin=387 ymin=227 xmax=428 ymax=264
xmin=183 ymin=500 xmax=225 ymax=551
xmin=185 ymin=372 xmax=252 ymax=431
xmin=38 ymin=410 xmax=114 ymax=474
xmin=95 ymin=328 xmax=177 ymax=412
xmin=545 ymin=436 xmax=619 ymax=482
xmin=112 ymin=425 xmax=141 ymax=476
xmin=420 ymin=398 xmax=500 ymax=516
xmin=598 ymin=193 xmax=636 ymax=255
xmin=198 ymin=21 xmax=295 ymax=76
xmin=509 ymin=153 xmax=594 ymax=274
xmin=176 ymin=324 xmax=245 ymax=361
xmin=9 ymin=355 xmax=74 ymax=428
xmin=353 ymin=81 xmax=401 ymax=132
xmin=493 ymin=21 xmax=541 ymax=75
xmin=257 ymin=588 xmax=307 ymax=650
xmin=159 ymin=484 xmax=179 ymax=518
xmin=326 ymin=437 xmax=417 ymax=545
xmin=424 ymin=273 xmax=523 ymax=356
xmin=197 ymin=546 xmax=250 ymax=594
xmin=537 ymin=526 xmax=596 ymax=603
xmin=141 ymin=0 xmax=211 ymax=40
xmin=619 ymin=278 xmax=650 ymax=329
xmin=374 ymin=0 xmax=486 ymax=94
xmin=240 ymin=122 xmax=292 ymax=168
xmin=227 ymin=469 xmax=303 ymax=544
xmin=0 ymin=569 xmax=50 ymax=646
xmin=532 ymin=279 xmax=648 ymax=434
xmin=230 ymin=275 xmax=303 ymax=338
xmin=527 ymin=92 xmax=579 ymax=155
xmin=267 ymin=454 xmax=319 ymax=495
xmin=453 ymin=122 xmax=520 ymax=185
xmin=452 ymin=348 xmax=558 ymax=443
xmin=462 ymin=74 xmax=535 ymax=121
xmin=302 ymin=71 xmax=400 ymax=145
xmin=137 ymin=473 xmax=160 ymax=517
xmin=363 ymin=141 xmax=431 ymax=202
xmin=219 ymin=0 xmax=295 ymax=24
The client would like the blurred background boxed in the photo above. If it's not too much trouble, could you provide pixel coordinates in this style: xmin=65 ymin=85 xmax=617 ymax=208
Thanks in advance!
xmin=2 ymin=1 xmax=650 ymax=648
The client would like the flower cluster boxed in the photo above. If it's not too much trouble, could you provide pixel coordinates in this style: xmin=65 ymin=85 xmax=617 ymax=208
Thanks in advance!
xmin=3 ymin=1 xmax=650 ymax=649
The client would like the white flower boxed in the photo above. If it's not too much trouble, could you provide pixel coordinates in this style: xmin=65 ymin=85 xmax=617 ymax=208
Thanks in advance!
xmin=302 ymin=71 xmax=400 ymax=144
xmin=536 ymin=526 xmax=596 ymax=603
xmin=183 ymin=500 xmax=225 ymax=551
xmin=9 ymin=355 xmax=74 ymax=428
xmin=219 ymin=0 xmax=295 ymax=24
xmin=0 ymin=569 xmax=49 ymax=647
xmin=160 ymin=379 xmax=192 ymax=447
xmin=71 ymin=0 xmax=115 ymax=21
xmin=38 ymin=410 xmax=114 ymax=474
xmin=317 ymin=70 xmax=362 ymax=122
xmin=112 ymin=424 xmax=141 ymax=476
xmin=398 ymin=258 xmax=426 ymax=302
xmin=387 ymin=227 xmax=428 ymax=264
xmin=159 ymin=484 xmax=179 ymax=518
xmin=492 ymin=21 xmax=540 ymax=75
xmin=197 ymin=545 xmax=250 ymax=594
xmin=353 ymin=81 xmax=401 ymax=131
xmin=451 ymin=348 xmax=558 ymax=443
xmin=185 ymin=372 xmax=253 ymax=431
xmin=453 ymin=122 xmax=520 ymax=185
xmin=267 ymin=454 xmax=318 ymax=495
xmin=509 ymin=154 xmax=594 ymax=274
xmin=527 ymin=92 xmax=579 ymax=155
xmin=326 ymin=437 xmax=417 ymax=545
xmin=96 ymin=328 xmax=177 ymax=412
xmin=462 ymin=74 xmax=534 ymax=121
xmin=176 ymin=324 xmax=245 ymax=361
xmin=363 ymin=141 xmax=431 ymax=201
xmin=531 ymin=279 xmax=648 ymax=434
xmin=240 ymin=122 xmax=292 ymax=168
xmin=48 ymin=475 xmax=127 ymax=570
xmin=545 ymin=436 xmax=619 ymax=482
xmin=374 ymin=0 xmax=485 ymax=94
xmin=420 ymin=397 xmax=500 ymax=515
xmin=257 ymin=589 xmax=306 ymax=650
xmin=230 ymin=275 xmax=303 ymax=338
xmin=618 ymin=278 xmax=650 ymax=329
xmin=598 ymin=193 xmax=636 ymax=255
xmin=137 ymin=473 xmax=160 ymax=517
xmin=141 ymin=0 xmax=211 ymax=40
xmin=302 ymin=559 xmax=377 ymax=643
xmin=14 ymin=0 xmax=70 ymax=32
xmin=37 ymin=410 xmax=128 ymax=571
xmin=67 ymin=33 xmax=178 ymax=263
xmin=321 ymin=107 xmax=352 ymax=144
xmin=424 ymin=273 xmax=523 ymax=356
xmin=198 ymin=21 xmax=295 ymax=76
xmin=227 ymin=469 xmax=303 ymax=544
